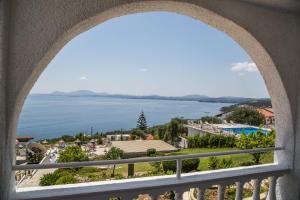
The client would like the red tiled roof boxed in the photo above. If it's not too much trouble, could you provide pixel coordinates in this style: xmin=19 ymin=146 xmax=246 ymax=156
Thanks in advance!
xmin=16 ymin=136 xmax=34 ymax=142
xmin=257 ymin=108 xmax=274 ymax=118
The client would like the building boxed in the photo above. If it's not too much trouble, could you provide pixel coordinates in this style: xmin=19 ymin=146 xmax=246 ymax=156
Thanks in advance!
xmin=111 ymin=140 xmax=177 ymax=158
xmin=256 ymin=107 xmax=275 ymax=126
xmin=16 ymin=136 xmax=33 ymax=143
xmin=106 ymin=134 xmax=131 ymax=141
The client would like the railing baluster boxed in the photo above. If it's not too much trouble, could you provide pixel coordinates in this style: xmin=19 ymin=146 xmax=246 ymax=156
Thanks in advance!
xmin=174 ymin=190 xmax=184 ymax=200
xmin=217 ymin=184 xmax=225 ymax=200
xmin=235 ymin=181 xmax=244 ymax=200
xmin=252 ymin=179 xmax=262 ymax=200
xmin=176 ymin=159 xmax=182 ymax=179
xmin=197 ymin=188 xmax=205 ymax=200
xmin=267 ymin=176 xmax=277 ymax=200
xmin=150 ymin=194 xmax=160 ymax=200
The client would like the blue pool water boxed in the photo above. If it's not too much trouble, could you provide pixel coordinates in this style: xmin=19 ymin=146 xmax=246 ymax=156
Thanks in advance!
xmin=222 ymin=127 xmax=269 ymax=135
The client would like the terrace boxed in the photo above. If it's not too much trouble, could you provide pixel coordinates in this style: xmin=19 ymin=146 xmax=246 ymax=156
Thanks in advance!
xmin=1 ymin=1 xmax=300 ymax=200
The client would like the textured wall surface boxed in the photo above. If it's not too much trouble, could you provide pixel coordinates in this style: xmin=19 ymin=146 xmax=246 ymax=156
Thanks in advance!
xmin=1 ymin=0 xmax=300 ymax=199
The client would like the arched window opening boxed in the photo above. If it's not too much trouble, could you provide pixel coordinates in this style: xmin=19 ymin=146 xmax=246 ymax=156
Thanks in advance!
xmin=15 ymin=12 xmax=277 ymax=199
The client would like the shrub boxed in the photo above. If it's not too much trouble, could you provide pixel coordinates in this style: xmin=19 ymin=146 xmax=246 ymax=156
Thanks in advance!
xmin=55 ymin=175 xmax=77 ymax=185
xmin=182 ymin=159 xmax=200 ymax=173
xmin=162 ymin=159 xmax=200 ymax=173
xmin=236 ymin=130 xmax=275 ymax=164
xmin=208 ymin=157 xmax=234 ymax=170
xmin=146 ymin=148 xmax=157 ymax=157
xmin=27 ymin=147 xmax=44 ymax=164
xmin=208 ymin=157 xmax=219 ymax=170
xmin=78 ymin=167 xmax=101 ymax=174
xmin=40 ymin=173 xmax=60 ymax=186
xmin=162 ymin=160 xmax=177 ymax=172
xmin=57 ymin=146 xmax=89 ymax=163
xmin=187 ymin=134 xmax=236 ymax=148
xmin=218 ymin=158 xmax=233 ymax=169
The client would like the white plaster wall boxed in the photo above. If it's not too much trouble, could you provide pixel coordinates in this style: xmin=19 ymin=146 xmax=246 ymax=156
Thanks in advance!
xmin=1 ymin=0 xmax=300 ymax=199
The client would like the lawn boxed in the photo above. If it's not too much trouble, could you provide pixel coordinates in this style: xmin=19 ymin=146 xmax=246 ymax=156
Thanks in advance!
xmin=41 ymin=147 xmax=274 ymax=186
xmin=115 ymin=148 xmax=274 ymax=174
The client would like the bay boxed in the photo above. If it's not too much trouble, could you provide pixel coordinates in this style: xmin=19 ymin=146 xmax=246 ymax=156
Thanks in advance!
xmin=17 ymin=95 xmax=232 ymax=139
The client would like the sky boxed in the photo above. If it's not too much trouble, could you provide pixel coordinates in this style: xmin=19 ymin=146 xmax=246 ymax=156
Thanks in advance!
xmin=31 ymin=12 xmax=269 ymax=98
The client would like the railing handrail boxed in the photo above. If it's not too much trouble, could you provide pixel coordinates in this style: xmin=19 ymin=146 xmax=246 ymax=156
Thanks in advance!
xmin=14 ymin=164 xmax=289 ymax=200
xmin=13 ymin=147 xmax=283 ymax=171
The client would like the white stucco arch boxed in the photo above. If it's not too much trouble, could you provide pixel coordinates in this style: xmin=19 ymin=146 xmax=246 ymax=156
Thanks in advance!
xmin=1 ymin=1 xmax=300 ymax=199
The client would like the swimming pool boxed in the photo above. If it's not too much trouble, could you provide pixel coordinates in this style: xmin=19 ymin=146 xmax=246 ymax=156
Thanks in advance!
xmin=222 ymin=127 xmax=269 ymax=135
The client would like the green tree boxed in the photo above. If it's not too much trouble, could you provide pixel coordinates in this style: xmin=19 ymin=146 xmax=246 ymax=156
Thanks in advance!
xmin=225 ymin=107 xmax=265 ymax=126
xmin=236 ymin=130 xmax=275 ymax=164
xmin=105 ymin=147 xmax=124 ymax=177
xmin=163 ymin=118 xmax=183 ymax=146
xmin=61 ymin=135 xmax=75 ymax=142
xmin=57 ymin=146 xmax=89 ymax=163
xmin=75 ymin=132 xmax=89 ymax=142
xmin=146 ymin=148 xmax=163 ymax=173
xmin=27 ymin=147 xmax=44 ymax=164
xmin=131 ymin=128 xmax=146 ymax=139
xmin=200 ymin=116 xmax=222 ymax=124
xmin=137 ymin=111 xmax=147 ymax=131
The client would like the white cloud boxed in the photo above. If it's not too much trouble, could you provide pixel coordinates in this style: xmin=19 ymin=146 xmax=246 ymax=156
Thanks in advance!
xmin=79 ymin=76 xmax=87 ymax=80
xmin=230 ymin=62 xmax=258 ymax=73
xmin=139 ymin=68 xmax=148 ymax=72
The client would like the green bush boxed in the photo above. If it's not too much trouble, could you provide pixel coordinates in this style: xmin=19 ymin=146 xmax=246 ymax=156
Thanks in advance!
xmin=182 ymin=159 xmax=200 ymax=173
xmin=78 ymin=167 xmax=101 ymax=174
xmin=53 ymin=168 xmax=74 ymax=177
xmin=55 ymin=175 xmax=77 ymax=185
xmin=218 ymin=158 xmax=233 ymax=169
xmin=57 ymin=146 xmax=89 ymax=163
xmin=187 ymin=134 xmax=236 ymax=148
xmin=40 ymin=173 xmax=60 ymax=186
xmin=162 ymin=159 xmax=200 ymax=173
xmin=162 ymin=160 xmax=177 ymax=172
xmin=236 ymin=130 xmax=275 ymax=164
xmin=208 ymin=157 xmax=234 ymax=170
xmin=146 ymin=148 xmax=157 ymax=157
xmin=208 ymin=157 xmax=219 ymax=170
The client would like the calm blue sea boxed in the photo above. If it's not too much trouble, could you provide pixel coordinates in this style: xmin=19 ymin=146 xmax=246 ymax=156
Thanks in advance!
xmin=17 ymin=95 xmax=232 ymax=140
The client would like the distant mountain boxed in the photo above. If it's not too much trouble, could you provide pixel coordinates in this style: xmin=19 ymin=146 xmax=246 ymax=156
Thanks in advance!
xmin=34 ymin=90 xmax=269 ymax=104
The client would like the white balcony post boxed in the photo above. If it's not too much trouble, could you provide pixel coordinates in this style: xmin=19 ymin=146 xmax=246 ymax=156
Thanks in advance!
xmin=174 ymin=190 xmax=184 ymax=200
xmin=217 ymin=184 xmax=225 ymax=200
xmin=150 ymin=194 xmax=160 ymax=200
xmin=267 ymin=176 xmax=277 ymax=200
xmin=235 ymin=181 xmax=244 ymax=200
xmin=252 ymin=179 xmax=262 ymax=200
xmin=176 ymin=159 xmax=182 ymax=179
xmin=197 ymin=188 xmax=205 ymax=200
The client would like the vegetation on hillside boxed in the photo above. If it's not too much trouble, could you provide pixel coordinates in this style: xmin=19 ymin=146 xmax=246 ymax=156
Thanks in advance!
xmin=225 ymin=107 xmax=265 ymax=126
xmin=220 ymin=99 xmax=271 ymax=113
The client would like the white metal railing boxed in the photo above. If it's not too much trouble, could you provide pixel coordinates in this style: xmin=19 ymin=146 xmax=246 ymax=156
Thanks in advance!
xmin=12 ymin=147 xmax=288 ymax=200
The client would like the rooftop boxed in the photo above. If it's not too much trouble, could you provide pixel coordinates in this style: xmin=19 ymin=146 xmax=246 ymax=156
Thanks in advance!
xmin=257 ymin=108 xmax=275 ymax=118
xmin=111 ymin=140 xmax=177 ymax=157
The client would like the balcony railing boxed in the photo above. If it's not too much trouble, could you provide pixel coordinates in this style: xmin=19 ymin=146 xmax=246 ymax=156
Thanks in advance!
xmin=12 ymin=147 xmax=288 ymax=200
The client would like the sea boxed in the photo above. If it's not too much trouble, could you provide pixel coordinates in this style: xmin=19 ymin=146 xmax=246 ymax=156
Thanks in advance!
xmin=17 ymin=95 xmax=232 ymax=140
